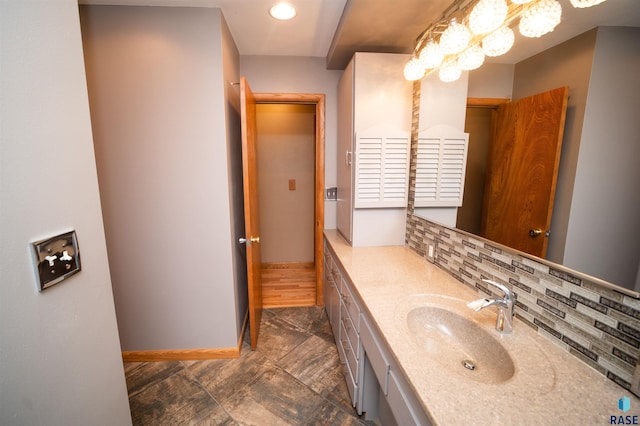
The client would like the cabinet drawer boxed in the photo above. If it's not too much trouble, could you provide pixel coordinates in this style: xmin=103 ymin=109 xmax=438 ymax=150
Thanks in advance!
xmin=360 ymin=316 xmax=390 ymax=395
xmin=340 ymin=303 xmax=360 ymax=359
xmin=340 ymin=318 xmax=359 ymax=382
xmin=337 ymin=334 xmax=358 ymax=405
xmin=340 ymin=278 xmax=361 ymax=329
xmin=332 ymin=268 xmax=343 ymax=295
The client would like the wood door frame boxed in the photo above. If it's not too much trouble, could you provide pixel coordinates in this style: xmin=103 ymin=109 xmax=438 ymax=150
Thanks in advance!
xmin=253 ymin=92 xmax=325 ymax=306
xmin=467 ymin=98 xmax=510 ymax=108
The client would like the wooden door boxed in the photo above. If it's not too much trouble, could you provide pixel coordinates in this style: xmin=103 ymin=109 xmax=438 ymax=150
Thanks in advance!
xmin=480 ymin=86 xmax=569 ymax=258
xmin=240 ymin=77 xmax=262 ymax=350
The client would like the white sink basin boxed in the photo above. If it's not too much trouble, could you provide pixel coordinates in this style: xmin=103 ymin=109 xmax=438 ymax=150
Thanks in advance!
xmin=395 ymin=294 xmax=556 ymax=394
xmin=406 ymin=305 xmax=515 ymax=384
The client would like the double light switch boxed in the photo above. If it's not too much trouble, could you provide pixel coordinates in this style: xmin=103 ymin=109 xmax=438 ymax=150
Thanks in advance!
xmin=32 ymin=230 xmax=81 ymax=291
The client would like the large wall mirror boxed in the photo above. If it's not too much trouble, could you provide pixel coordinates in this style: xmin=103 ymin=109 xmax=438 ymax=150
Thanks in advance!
xmin=412 ymin=1 xmax=640 ymax=294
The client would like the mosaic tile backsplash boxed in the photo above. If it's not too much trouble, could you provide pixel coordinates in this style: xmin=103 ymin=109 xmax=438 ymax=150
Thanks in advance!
xmin=405 ymin=216 xmax=640 ymax=391
xmin=405 ymin=80 xmax=640 ymax=392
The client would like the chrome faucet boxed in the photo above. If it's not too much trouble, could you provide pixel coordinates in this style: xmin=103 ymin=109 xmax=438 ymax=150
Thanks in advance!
xmin=467 ymin=279 xmax=516 ymax=333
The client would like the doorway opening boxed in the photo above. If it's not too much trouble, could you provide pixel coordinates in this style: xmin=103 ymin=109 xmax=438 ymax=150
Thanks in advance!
xmin=457 ymin=98 xmax=507 ymax=234
xmin=254 ymin=93 xmax=325 ymax=308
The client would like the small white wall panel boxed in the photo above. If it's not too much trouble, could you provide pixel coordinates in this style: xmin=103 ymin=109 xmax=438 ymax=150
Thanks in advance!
xmin=354 ymin=128 xmax=410 ymax=208
xmin=415 ymin=125 xmax=469 ymax=207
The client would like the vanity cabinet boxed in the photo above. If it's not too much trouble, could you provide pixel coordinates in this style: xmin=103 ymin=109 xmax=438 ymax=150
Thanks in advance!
xmin=323 ymin=244 xmax=341 ymax=338
xmin=324 ymin=243 xmax=364 ymax=410
xmin=324 ymin=238 xmax=431 ymax=424
xmin=336 ymin=52 xmax=413 ymax=247
xmin=360 ymin=314 xmax=432 ymax=425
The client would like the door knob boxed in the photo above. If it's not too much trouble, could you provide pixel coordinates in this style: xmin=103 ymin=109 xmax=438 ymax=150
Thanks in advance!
xmin=239 ymin=236 xmax=260 ymax=245
xmin=529 ymin=228 xmax=543 ymax=237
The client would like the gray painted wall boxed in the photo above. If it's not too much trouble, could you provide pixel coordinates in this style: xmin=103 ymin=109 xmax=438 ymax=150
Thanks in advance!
xmin=80 ymin=6 xmax=244 ymax=350
xmin=1 ymin=1 xmax=131 ymax=424
xmin=563 ymin=27 xmax=640 ymax=290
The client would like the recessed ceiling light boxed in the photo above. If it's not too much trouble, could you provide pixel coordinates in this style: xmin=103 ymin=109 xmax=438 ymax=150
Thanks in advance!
xmin=269 ymin=2 xmax=296 ymax=20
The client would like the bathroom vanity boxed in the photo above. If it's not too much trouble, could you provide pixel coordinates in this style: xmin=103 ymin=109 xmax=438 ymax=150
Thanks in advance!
xmin=324 ymin=229 xmax=634 ymax=425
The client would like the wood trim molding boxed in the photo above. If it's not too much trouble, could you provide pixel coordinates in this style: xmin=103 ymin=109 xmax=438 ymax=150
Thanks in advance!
xmin=122 ymin=347 xmax=240 ymax=362
xmin=467 ymin=97 xmax=510 ymax=108
xmin=253 ymin=92 xmax=325 ymax=307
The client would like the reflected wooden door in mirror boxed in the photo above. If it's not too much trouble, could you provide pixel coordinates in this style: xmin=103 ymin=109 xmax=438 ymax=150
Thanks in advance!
xmin=480 ymin=86 xmax=569 ymax=258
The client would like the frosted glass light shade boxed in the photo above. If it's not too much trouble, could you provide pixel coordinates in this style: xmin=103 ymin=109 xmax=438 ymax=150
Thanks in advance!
xmin=569 ymin=0 xmax=607 ymax=7
xmin=440 ymin=19 xmax=471 ymax=54
xmin=439 ymin=59 xmax=462 ymax=82
xmin=418 ymin=40 xmax=444 ymax=69
xmin=482 ymin=26 xmax=515 ymax=56
xmin=519 ymin=0 xmax=562 ymax=38
xmin=404 ymin=57 xmax=426 ymax=81
xmin=458 ymin=45 xmax=485 ymax=70
xmin=469 ymin=0 xmax=508 ymax=35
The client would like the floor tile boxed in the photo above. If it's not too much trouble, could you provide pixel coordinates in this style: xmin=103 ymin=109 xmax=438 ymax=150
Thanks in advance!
xmin=124 ymin=307 xmax=366 ymax=425
xmin=325 ymin=379 xmax=359 ymax=417
xmin=279 ymin=334 xmax=344 ymax=396
xmin=129 ymin=369 xmax=230 ymax=425
xmin=305 ymin=399 xmax=370 ymax=426
xmin=254 ymin=314 xmax=311 ymax=363
xmin=125 ymin=361 xmax=184 ymax=398
xmin=218 ymin=366 xmax=324 ymax=426
xmin=184 ymin=342 xmax=274 ymax=402
xmin=275 ymin=306 xmax=336 ymax=344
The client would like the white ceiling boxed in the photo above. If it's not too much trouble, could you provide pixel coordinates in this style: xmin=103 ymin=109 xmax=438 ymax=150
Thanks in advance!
xmin=80 ymin=0 xmax=640 ymax=69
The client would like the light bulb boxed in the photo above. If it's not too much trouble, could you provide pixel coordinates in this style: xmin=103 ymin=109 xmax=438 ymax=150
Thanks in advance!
xmin=418 ymin=39 xmax=444 ymax=69
xmin=439 ymin=59 xmax=462 ymax=82
xmin=482 ymin=26 xmax=515 ymax=57
xmin=440 ymin=18 xmax=471 ymax=55
xmin=458 ymin=45 xmax=485 ymax=71
xmin=469 ymin=0 xmax=508 ymax=35
xmin=404 ymin=58 xmax=426 ymax=81
xmin=519 ymin=0 xmax=562 ymax=38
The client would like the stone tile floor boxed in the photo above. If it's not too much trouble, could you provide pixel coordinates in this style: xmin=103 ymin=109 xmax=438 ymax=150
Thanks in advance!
xmin=124 ymin=307 xmax=377 ymax=425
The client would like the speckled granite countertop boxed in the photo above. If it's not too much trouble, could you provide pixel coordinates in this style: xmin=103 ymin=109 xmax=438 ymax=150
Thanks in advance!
xmin=324 ymin=229 xmax=637 ymax=425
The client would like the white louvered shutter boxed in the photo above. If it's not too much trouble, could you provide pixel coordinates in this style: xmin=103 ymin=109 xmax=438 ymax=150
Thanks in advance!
xmin=354 ymin=127 xmax=410 ymax=208
xmin=415 ymin=125 xmax=469 ymax=207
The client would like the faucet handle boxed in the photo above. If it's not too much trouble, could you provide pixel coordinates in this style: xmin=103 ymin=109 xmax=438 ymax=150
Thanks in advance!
xmin=482 ymin=279 xmax=515 ymax=301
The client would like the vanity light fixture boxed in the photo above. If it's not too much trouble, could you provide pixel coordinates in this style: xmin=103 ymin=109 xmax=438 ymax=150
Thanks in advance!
xmin=269 ymin=2 xmax=296 ymax=20
xmin=405 ymin=0 xmax=604 ymax=83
